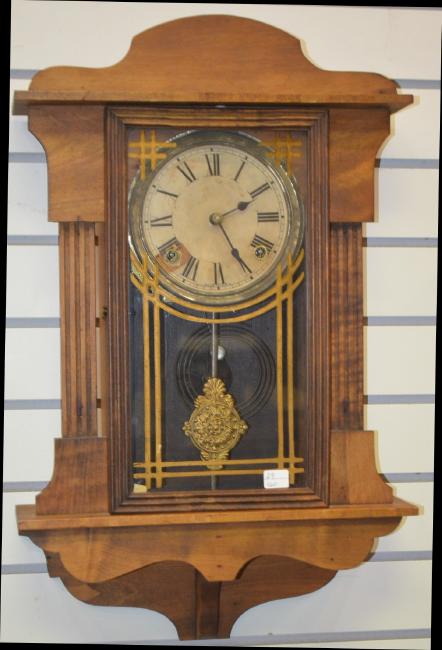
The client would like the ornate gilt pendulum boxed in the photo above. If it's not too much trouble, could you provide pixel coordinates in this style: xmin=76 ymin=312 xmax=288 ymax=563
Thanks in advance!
xmin=183 ymin=321 xmax=247 ymax=471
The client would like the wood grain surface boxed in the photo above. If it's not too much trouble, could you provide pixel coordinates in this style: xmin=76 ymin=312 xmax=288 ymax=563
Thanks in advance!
xmin=59 ymin=221 xmax=98 ymax=437
xmin=330 ymin=223 xmax=364 ymax=429
xmin=45 ymin=553 xmax=337 ymax=640
xmin=17 ymin=498 xmax=419 ymax=531
xmin=329 ymin=108 xmax=391 ymax=222
xmin=35 ymin=438 xmax=109 ymax=515
xmin=28 ymin=105 xmax=105 ymax=222
xmin=330 ymin=430 xmax=393 ymax=504
xmin=23 ymin=515 xmax=404 ymax=583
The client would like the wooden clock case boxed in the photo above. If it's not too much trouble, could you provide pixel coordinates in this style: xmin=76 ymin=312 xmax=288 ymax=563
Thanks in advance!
xmin=14 ymin=15 xmax=418 ymax=640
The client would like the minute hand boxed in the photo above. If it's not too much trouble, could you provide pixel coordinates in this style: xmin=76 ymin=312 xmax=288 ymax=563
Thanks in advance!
xmin=218 ymin=223 xmax=252 ymax=273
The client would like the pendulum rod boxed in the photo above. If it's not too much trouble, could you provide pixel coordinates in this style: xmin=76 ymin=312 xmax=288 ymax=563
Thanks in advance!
xmin=211 ymin=314 xmax=218 ymax=490
xmin=211 ymin=316 xmax=218 ymax=378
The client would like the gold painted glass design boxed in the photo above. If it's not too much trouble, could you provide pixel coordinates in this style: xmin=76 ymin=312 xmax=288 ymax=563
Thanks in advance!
xmin=127 ymin=127 xmax=307 ymax=493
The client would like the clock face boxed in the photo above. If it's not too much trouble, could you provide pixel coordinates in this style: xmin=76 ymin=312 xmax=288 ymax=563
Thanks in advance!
xmin=130 ymin=131 xmax=302 ymax=305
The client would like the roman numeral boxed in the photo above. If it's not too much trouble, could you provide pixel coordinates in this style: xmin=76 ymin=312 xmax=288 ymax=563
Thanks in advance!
xmin=150 ymin=215 xmax=173 ymax=227
xmin=157 ymin=189 xmax=178 ymax=198
xmin=257 ymin=212 xmax=280 ymax=223
xmin=250 ymin=182 xmax=270 ymax=199
xmin=177 ymin=162 xmax=196 ymax=183
xmin=206 ymin=153 xmax=220 ymax=176
xmin=213 ymin=262 xmax=225 ymax=285
xmin=234 ymin=160 xmax=246 ymax=181
xmin=182 ymin=255 xmax=199 ymax=280
xmin=158 ymin=236 xmax=178 ymax=253
xmin=251 ymin=234 xmax=274 ymax=251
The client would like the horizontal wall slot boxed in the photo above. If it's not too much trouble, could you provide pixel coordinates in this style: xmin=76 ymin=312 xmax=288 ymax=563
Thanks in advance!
xmin=376 ymin=159 xmax=439 ymax=169
xmin=6 ymin=318 xmax=61 ymax=328
xmin=364 ymin=316 xmax=436 ymax=325
xmin=4 ymin=399 xmax=61 ymax=410
xmin=7 ymin=235 xmax=59 ymax=246
xmin=6 ymin=316 xmax=437 ymax=328
xmin=3 ymin=481 xmax=49 ymax=492
xmin=5 ymin=396 xmax=435 ymax=410
xmin=365 ymin=395 xmax=435 ymax=404
xmin=8 ymin=151 xmax=439 ymax=170
xmin=66 ymin=628 xmax=432 ymax=646
xmin=383 ymin=472 xmax=434 ymax=483
xmin=396 ymin=78 xmax=440 ymax=89
xmin=7 ymin=235 xmax=438 ymax=248
xmin=2 ymin=563 xmax=48 ymax=575
xmin=364 ymin=237 xmax=438 ymax=247
xmin=8 ymin=153 xmax=47 ymax=163
xmin=367 ymin=550 xmax=432 ymax=561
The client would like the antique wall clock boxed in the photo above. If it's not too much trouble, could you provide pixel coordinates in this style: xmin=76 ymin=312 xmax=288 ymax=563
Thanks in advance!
xmin=14 ymin=15 xmax=418 ymax=640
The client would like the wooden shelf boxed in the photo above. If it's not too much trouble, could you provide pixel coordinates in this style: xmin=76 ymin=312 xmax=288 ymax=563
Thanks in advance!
xmin=17 ymin=497 xmax=418 ymax=532
xmin=15 ymin=497 xmax=418 ymax=639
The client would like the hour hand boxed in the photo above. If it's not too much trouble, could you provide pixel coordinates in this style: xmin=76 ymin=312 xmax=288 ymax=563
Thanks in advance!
xmin=219 ymin=200 xmax=252 ymax=219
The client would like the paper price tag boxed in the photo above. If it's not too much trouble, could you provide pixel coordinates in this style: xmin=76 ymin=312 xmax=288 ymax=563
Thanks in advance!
xmin=263 ymin=469 xmax=289 ymax=489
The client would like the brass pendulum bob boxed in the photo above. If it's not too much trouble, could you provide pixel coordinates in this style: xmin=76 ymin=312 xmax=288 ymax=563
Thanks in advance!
xmin=183 ymin=318 xmax=247 ymax=484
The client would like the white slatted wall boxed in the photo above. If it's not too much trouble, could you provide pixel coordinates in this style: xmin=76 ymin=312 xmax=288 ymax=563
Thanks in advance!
xmin=3 ymin=2 xmax=437 ymax=646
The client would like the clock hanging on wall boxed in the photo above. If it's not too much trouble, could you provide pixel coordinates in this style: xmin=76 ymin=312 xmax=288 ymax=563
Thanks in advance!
xmin=14 ymin=15 xmax=418 ymax=640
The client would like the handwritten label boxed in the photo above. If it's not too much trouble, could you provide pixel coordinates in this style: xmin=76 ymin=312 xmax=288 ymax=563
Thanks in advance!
xmin=263 ymin=469 xmax=289 ymax=489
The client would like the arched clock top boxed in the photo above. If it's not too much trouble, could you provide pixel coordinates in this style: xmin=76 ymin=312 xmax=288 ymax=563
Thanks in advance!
xmin=14 ymin=15 xmax=411 ymax=112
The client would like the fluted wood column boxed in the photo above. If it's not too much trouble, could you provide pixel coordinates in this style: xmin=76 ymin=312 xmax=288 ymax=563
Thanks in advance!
xmin=330 ymin=223 xmax=364 ymax=430
xmin=59 ymin=221 xmax=98 ymax=437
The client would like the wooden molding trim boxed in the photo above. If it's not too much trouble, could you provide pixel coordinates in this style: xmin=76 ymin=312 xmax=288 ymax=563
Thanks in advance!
xmin=35 ymin=438 xmax=110 ymax=515
xmin=14 ymin=16 xmax=412 ymax=114
xmin=28 ymin=105 xmax=105 ymax=222
xmin=330 ymin=430 xmax=393 ymax=505
xmin=329 ymin=108 xmax=391 ymax=223
xmin=17 ymin=499 xmax=418 ymax=531
xmin=105 ymin=106 xmax=330 ymax=511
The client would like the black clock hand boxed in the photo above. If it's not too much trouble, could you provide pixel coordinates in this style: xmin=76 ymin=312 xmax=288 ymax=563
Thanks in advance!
xmin=218 ymin=223 xmax=252 ymax=273
xmin=217 ymin=222 xmax=235 ymax=248
xmin=219 ymin=200 xmax=252 ymax=219
xmin=209 ymin=201 xmax=253 ymax=226
xmin=231 ymin=247 xmax=252 ymax=273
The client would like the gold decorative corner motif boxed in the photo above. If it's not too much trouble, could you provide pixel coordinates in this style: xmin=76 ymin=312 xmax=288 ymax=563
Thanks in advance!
xmin=183 ymin=378 xmax=248 ymax=470
xmin=264 ymin=132 xmax=303 ymax=173
xmin=128 ymin=129 xmax=177 ymax=179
